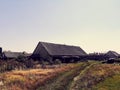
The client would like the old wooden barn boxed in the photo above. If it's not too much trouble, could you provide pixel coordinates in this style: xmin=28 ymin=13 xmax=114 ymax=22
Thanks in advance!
xmin=106 ymin=51 xmax=120 ymax=59
xmin=2 ymin=51 xmax=31 ymax=60
xmin=31 ymin=42 xmax=87 ymax=62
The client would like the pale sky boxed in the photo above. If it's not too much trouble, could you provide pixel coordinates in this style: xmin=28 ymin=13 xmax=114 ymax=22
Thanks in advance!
xmin=0 ymin=0 xmax=120 ymax=53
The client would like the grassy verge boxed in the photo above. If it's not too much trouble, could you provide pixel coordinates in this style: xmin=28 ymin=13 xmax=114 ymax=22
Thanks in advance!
xmin=69 ymin=63 xmax=120 ymax=90
xmin=37 ymin=62 xmax=92 ymax=90
xmin=93 ymin=74 xmax=120 ymax=90
xmin=70 ymin=61 xmax=98 ymax=90
xmin=0 ymin=64 xmax=76 ymax=90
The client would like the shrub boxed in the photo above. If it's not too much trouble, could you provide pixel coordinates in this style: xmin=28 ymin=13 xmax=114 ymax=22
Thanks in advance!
xmin=24 ymin=59 xmax=34 ymax=69
xmin=16 ymin=55 xmax=26 ymax=62
xmin=54 ymin=59 xmax=62 ymax=65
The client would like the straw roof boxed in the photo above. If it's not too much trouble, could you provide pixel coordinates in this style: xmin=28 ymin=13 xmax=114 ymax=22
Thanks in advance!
xmin=106 ymin=51 xmax=120 ymax=58
xmin=33 ymin=42 xmax=87 ymax=56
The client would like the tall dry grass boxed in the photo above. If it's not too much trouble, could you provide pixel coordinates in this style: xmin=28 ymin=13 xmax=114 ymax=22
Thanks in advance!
xmin=0 ymin=64 xmax=75 ymax=90
xmin=71 ymin=63 xmax=120 ymax=90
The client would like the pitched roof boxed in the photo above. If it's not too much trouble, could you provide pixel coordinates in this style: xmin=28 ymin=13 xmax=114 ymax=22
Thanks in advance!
xmin=3 ymin=52 xmax=24 ymax=58
xmin=106 ymin=51 xmax=120 ymax=58
xmin=34 ymin=42 xmax=87 ymax=56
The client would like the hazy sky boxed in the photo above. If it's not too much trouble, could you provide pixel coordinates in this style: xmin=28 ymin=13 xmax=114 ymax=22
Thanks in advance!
xmin=0 ymin=0 xmax=120 ymax=53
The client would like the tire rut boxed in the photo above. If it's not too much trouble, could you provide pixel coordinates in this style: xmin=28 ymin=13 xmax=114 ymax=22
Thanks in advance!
xmin=69 ymin=63 xmax=98 ymax=90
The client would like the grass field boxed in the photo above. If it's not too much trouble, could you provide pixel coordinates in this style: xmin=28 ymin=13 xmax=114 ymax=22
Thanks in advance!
xmin=70 ymin=63 xmax=120 ymax=90
xmin=93 ymin=74 xmax=120 ymax=90
xmin=0 ymin=61 xmax=120 ymax=90
xmin=37 ymin=62 xmax=91 ymax=90
xmin=0 ymin=64 xmax=75 ymax=90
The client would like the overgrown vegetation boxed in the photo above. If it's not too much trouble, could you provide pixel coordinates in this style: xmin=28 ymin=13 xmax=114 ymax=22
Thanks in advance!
xmin=0 ymin=60 xmax=120 ymax=90
xmin=0 ymin=60 xmax=26 ymax=73
xmin=37 ymin=62 xmax=92 ymax=90
xmin=0 ymin=64 xmax=76 ymax=90
xmin=70 ymin=63 xmax=120 ymax=90
xmin=93 ymin=74 xmax=120 ymax=90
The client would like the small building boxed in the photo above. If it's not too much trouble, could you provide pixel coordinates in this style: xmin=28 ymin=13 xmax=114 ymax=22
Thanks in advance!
xmin=0 ymin=47 xmax=2 ymax=59
xmin=3 ymin=52 xmax=24 ymax=59
xmin=2 ymin=51 xmax=31 ymax=59
xmin=31 ymin=42 xmax=87 ymax=62
xmin=106 ymin=51 xmax=120 ymax=59
xmin=86 ymin=53 xmax=108 ymax=61
xmin=0 ymin=47 xmax=2 ymax=54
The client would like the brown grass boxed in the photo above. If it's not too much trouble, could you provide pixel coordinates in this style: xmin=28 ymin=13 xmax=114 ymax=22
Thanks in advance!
xmin=71 ymin=63 xmax=120 ymax=90
xmin=0 ymin=64 xmax=75 ymax=90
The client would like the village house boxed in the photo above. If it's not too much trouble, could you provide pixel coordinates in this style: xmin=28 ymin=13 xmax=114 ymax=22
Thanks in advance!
xmin=0 ymin=47 xmax=2 ymax=59
xmin=106 ymin=51 xmax=120 ymax=59
xmin=2 ymin=52 xmax=24 ymax=59
xmin=31 ymin=42 xmax=87 ymax=62
xmin=2 ymin=51 xmax=31 ymax=60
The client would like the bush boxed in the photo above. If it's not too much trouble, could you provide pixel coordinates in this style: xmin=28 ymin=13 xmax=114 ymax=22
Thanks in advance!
xmin=41 ymin=60 xmax=49 ymax=69
xmin=16 ymin=55 xmax=26 ymax=62
xmin=54 ymin=59 xmax=62 ymax=65
xmin=25 ymin=59 xmax=34 ymax=68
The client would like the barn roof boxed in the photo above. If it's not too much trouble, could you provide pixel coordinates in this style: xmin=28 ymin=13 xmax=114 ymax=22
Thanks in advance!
xmin=106 ymin=51 xmax=120 ymax=58
xmin=3 ymin=52 xmax=31 ymax=58
xmin=33 ymin=42 xmax=87 ymax=56
xmin=3 ymin=52 xmax=23 ymax=58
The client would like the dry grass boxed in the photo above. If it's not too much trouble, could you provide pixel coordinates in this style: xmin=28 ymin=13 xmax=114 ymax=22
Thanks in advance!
xmin=1 ymin=62 xmax=120 ymax=90
xmin=93 ymin=74 xmax=120 ymax=90
xmin=71 ymin=63 xmax=120 ymax=90
xmin=0 ymin=64 xmax=75 ymax=90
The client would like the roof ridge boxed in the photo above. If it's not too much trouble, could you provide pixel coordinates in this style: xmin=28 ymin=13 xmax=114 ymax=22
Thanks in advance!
xmin=40 ymin=42 xmax=52 ymax=55
xmin=39 ymin=41 xmax=81 ymax=48
xmin=39 ymin=41 xmax=87 ymax=56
